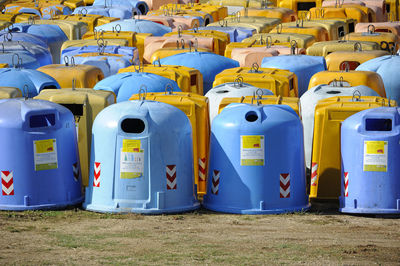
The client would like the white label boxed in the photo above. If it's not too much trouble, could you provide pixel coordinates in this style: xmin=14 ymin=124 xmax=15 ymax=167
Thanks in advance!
xmin=33 ymin=139 xmax=58 ymax=171
xmin=240 ymin=135 xmax=265 ymax=166
xmin=120 ymin=139 xmax=144 ymax=178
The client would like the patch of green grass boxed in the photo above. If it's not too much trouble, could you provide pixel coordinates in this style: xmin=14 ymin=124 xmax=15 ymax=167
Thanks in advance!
xmin=5 ymin=225 xmax=36 ymax=233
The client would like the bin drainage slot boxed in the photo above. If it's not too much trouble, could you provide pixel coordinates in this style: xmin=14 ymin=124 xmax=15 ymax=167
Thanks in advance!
xmin=365 ymin=118 xmax=392 ymax=131
xmin=30 ymin=114 xmax=56 ymax=128
xmin=61 ymin=104 xmax=83 ymax=116
xmin=326 ymin=90 xmax=341 ymax=94
xmin=245 ymin=111 xmax=258 ymax=122
xmin=216 ymin=90 xmax=229 ymax=94
xmin=121 ymin=118 xmax=145 ymax=133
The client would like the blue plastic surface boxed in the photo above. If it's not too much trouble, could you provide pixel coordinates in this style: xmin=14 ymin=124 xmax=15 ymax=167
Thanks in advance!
xmin=0 ymin=53 xmax=40 ymax=69
xmin=340 ymin=107 xmax=400 ymax=214
xmin=95 ymin=19 xmax=171 ymax=36
xmin=61 ymin=45 xmax=138 ymax=63
xmin=160 ymin=52 xmax=239 ymax=93
xmin=0 ymin=99 xmax=83 ymax=210
xmin=1 ymin=41 xmax=52 ymax=67
xmin=93 ymin=0 xmax=149 ymax=14
xmin=356 ymin=55 xmax=400 ymax=104
xmin=93 ymin=72 xmax=180 ymax=102
xmin=71 ymin=54 xmax=132 ymax=77
xmin=261 ymin=55 xmax=327 ymax=97
xmin=83 ymin=100 xmax=199 ymax=213
xmin=0 ymin=32 xmax=48 ymax=49
xmin=201 ymin=26 xmax=255 ymax=42
xmin=0 ymin=68 xmax=60 ymax=97
xmin=73 ymin=6 xmax=134 ymax=20
xmin=203 ymin=103 xmax=310 ymax=214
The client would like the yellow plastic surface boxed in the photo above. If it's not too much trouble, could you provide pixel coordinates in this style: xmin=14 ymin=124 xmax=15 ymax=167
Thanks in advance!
xmin=283 ymin=19 xmax=348 ymax=40
xmin=34 ymin=88 xmax=116 ymax=187
xmin=325 ymin=50 xmax=389 ymax=71
xmin=242 ymin=32 xmax=316 ymax=48
xmin=0 ymin=87 xmax=22 ymax=98
xmin=54 ymin=14 xmax=99 ymax=31
xmin=37 ymin=64 xmax=104 ymax=89
xmin=213 ymin=67 xmax=298 ymax=97
xmin=119 ymin=64 xmax=203 ymax=95
xmin=277 ymin=0 xmax=323 ymax=17
xmin=0 ymin=63 xmax=8 ymax=68
xmin=63 ymin=0 xmax=84 ymax=9
xmin=218 ymin=95 xmax=300 ymax=116
xmin=0 ymin=20 xmax=11 ymax=30
xmin=160 ymin=3 xmax=228 ymax=21
xmin=209 ymin=16 xmax=280 ymax=33
xmin=270 ymin=22 xmax=330 ymax=42
xmin=310 ymin=96 xmax=396 ymax=200
xmin=239 ymin=7 xmax=297 ymax=22
xmin=129 ymin=91 xmax=210 ymax=197
xmin=308 ymin=70 xmax=386 ymax=97
xmin=150 ymin=47 xmax=211 ymax=63
xmin=345 ymin=31 xmax=399 ymax=51
xmin=306 ymin=40 xmax=380 ymax=56
xmin=308 ymin=7 xmax=368 ymax=23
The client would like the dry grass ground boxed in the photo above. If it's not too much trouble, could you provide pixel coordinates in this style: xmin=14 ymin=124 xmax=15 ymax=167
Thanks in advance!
xmin=0 ymin=206 xmax=399 ymax=265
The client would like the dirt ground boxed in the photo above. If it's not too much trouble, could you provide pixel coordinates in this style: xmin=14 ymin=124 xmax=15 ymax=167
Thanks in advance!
xmin=0 ymin=205 xmax=399 ymax=265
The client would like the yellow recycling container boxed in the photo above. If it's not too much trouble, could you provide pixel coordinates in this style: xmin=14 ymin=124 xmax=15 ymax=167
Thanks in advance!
xmin=277 ymin=0 xmax=323 ymax=17
xmin=306 ymin=40 xmax=380 ymax=56
xmin=242 ymin=32 xmax=316 ymax=48
xmin=0 ymin=87 xmax=22 ymax=99
xmin=54 ymin=14 xmax=102 ymax=31
xmin=61 ymin=39 xmax=129 ymax=52
xmin=239 ymin=7 xmax=297 ymax=22
xmin=218 ymin=95 xmax=300 ymax=116
xmin=150 ymin=47 xmax=212 ymax=63
xmin=159 ymin=3 xmax=228 ymax=22
xmin=325 ymin=49 xmax=389 ymax=71
xmin=310 ymin=96 xmax=396 ymax=200
xmin=119 ymin=64 xmax=203 ymax=95
xmin=309 ymin=7 xmax=369 ymax=23
xmin=285 ymin=19 xmax=348 ymax=40
xmin=37 ymin=58 xmax=104 ymax=89
xmin=63 ymin=0 xmax=84 ymax=9
xmin=0 ymin=63 xmax=8 ymax=68
xmin=270 ymin=21 xmax=330 ymax=42
xmin=209 ymin=16 xmax=281 ymax=33
xmin=213 ymin=65 xmax=298 ymax=97
xmin=308 ymin=70 xmax=386 ymax=97
xmin=345 ymin=25 xmax=399 ymax=51
xmin=34 ymin=88 xmax=116 ymax=187
xmin=129 ymin=90 xmax=210 ymax=198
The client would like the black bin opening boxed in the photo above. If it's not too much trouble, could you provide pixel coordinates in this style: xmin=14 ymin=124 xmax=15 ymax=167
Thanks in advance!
xmin=297 ymin=2 xmax=316 ymax=11
xmin=245 ymin=111 xmax=258 ymax=122
xmin=30 ymin=114 xmax=56 ymax=128
xmin=348 ymin=22 xmax=355 ymax=33
xmin=366 ymin=118 xmax=392 ymax=131
xmin=190 ymin=75 xmax=197 ymax=86
xmin=61 ymin=104 xmax=84 ymax=116
xmin=121 ymin=118 xmax=145 ymax=133
xmin=337 ymin=26 xmax=345 ymax=37
xmin=41 ymin=85 xmax=58 ymax=91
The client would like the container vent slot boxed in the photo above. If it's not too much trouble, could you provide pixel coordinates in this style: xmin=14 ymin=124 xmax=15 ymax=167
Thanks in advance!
xmin=348 ymin=22 xmax=355 ymax=33
xmin=245 ymin=111 xmax=258 ymax=122
xmin=30 ymin=114 xmax=56 ymax=128
xmin=297 ymin=2 xmax=316 ymax=11
xmin=365 ymin=118 xmax=392 ymax=131
xmin=41 ymin=85 xmax=58 ymax=91
xmin=61 ymin=104 xmax=83 ymax=116
xmin=337 ymin=26 xmax=345 ymax=37
xmin=121 ymin=118 xmax=145 ymax=133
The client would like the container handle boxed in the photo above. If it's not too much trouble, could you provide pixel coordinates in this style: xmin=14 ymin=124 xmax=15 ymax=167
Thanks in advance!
xmin=178 ymin=25 xmax=183 ymax=38
xmin=290 ymin=40 xmax=298 ymax=55
xmin=23 ymin=84 xmax=29 ymax=100
xmin=342 ymin=62 xmax=350 ymax=72
xmin=113 ymin=24 xmax=121 ymax=33
xmin=367 ymin=24 xmax=375 ymax=34
xmin=354 ymin=42 xmax=362 ymax=52
xmin=180 ymin=38 xmax=185 ymax=49
xmin=165 ymin=83 xmax=173 ymax=95
xmin=12 ymin=53 xmax=21 ymax=69
xmin=80 ymin=7 xmax=87 ymax=17
xmin=249 ymin=62 xmax=260 ymax=73
xmin=0 ymin=42 xmax=3 ymax=54
xmin=266 ymin=35 xmax=272 ymax=48
xmin=296 ymin=18 xmax=303 ymax=28
xmin=235 ymin=11 xmax=241 ymax=23
xmin=72 ymin=78 xmax=76 ymax=90
xmin=4 ymin=31 xmax=12 ymax=42
xmin=97 ymin=38 xmax=107 ymax=55
xmin=154 ymin=57 xmax=161 ymax=67
xmin=193 ymin=22 xmax=198 ymax=33
xmin=256 ymin=88 xmax=264 ymax=100
xmin=305 ymin=11 xmax=311 ymax=21
xmin=134 ymin=61 xmax=141 ymax=73
xmin=28 ymin=15 xmax=35 ymax=25
xmin=64 ymin=56 xmax=69 ymax=66
xmin=234 ymin=76 xmax=244 ymax=87
xmin=194 ymin=38 xmax=198 ymax=52
xmin=138 ymin=85 xmax=147 ymax=101
xmin=352 ymin=90 xmax=361 ymax=102
xmin=276 ymin=23 xmax=282 ymax=34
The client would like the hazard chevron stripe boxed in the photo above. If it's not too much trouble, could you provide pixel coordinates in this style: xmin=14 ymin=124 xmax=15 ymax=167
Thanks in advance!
xmin=93 ymin=162 xmax=100 ymax=187
xmin=198 ymin=158 xmax=206 ymax=181
xmin=1 ymin=171 xmax=14 ymax=196
xmin=344 ymin=172 xmax=349 ymax=197
xmin=311 ymin=163 xmax=318 ymax=186
xmin=166 ymin=165 xmax=177 ymax=190
xmin=280 ymin=173 xmax=290 ymax=198
xmin=73 ymin=163 xmax=79 ymax=181
xmin=211 ymin=170 xmax=219 ymax=195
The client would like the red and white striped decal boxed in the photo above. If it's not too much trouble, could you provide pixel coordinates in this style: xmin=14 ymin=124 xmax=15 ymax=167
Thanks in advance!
xmin=72 ymin=163 xmax=79 ymax=182
xmin=280 ymin=173 xmax=290 ymax=198
xmin=93 ymin=162 xmax=101 ymax=187
xmin=166 ymin=165 xmax=177 ymax=190
xmin=211 ymin=170 xmax=220 ymax=195
xmin=1 ymin=171 xmax=14 ymax=196
xmin=344 ymin=172 xmax=349 ymax=197
xmin=198 ymin=158 xmax=206 ymax=181
xmin=311 ymin=163 xmax=318 ymax=186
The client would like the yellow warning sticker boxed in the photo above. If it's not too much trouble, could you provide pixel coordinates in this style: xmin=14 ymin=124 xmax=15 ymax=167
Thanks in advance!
xmin=240 ymin=135 xmax=265 ymax=166
xmin=120 ymin=139 xmax=144 ymax=179
xmin=33 ymin=139 xmax=58 ymax=171
xmin=363 ymin=141 xmax=387 ymax=172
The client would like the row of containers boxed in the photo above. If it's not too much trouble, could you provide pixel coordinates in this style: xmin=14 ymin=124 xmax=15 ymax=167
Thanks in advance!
xmin=0 ymin=75 xmax=399 ymax=215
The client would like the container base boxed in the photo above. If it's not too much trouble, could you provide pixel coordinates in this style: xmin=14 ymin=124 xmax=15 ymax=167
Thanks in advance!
xmin=202 ymin=203 xmax=311 ymax=215
xmin=0 ymin=196 xmax=84 ymax=211
xmin=83 ymin=202 xmax=200 ymax=214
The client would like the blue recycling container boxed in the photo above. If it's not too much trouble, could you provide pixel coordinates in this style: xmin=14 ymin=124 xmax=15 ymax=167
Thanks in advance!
xmin=1 ymin=41 xmax=53 ymax=67
xmin=94 ymin=72 xmax=180 ymax=102
xmin=0 ymin=99 xmax=83 ymax=210
xmin=61 ymin=45 xmax=138 ymax=64
xmin=73 ymin=6 xmax=134 ymax=20
xmin=203 ymin=103 xmax=310 ymax=214
xmin=71 ymin=54 xmax=132 ymax=77
xmin=0 ymin=32 xmax=49 ymax=49
xmin=356 ymin=55 xmax=400 ymax=104
xmin=0 ymin=68 xmax=60 ymax=97
xmin=0 ymin=52 xmax=40 ymax=69
xmin=93 ymin=0 xmax=149 ymax=15
xmin=95 ymin=19 xmax=170 ymax=36
xmin=340 ymin=107 xmax=400 ymax=214
xmin=160 ymin=52 xmax=239 ymax=94
xmin=261 ymin=55 xmax=327 ymax=97
xmin=84 ymin=100 xmax=199 ymax=213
